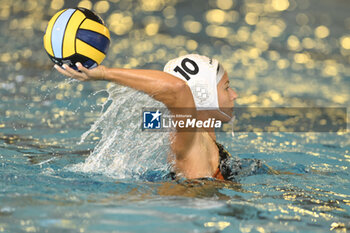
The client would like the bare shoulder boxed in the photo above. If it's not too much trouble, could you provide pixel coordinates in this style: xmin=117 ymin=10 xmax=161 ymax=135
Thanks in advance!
xmin=171 ymin=131 xmax=219 ymax=179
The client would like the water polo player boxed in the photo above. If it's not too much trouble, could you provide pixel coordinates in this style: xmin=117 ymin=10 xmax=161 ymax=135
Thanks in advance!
xmin=55 ymin=54 xmax=248 ymax=181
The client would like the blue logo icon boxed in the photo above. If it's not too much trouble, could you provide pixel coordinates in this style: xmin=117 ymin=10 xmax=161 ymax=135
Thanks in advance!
xmin=143 ymin=110 xmax=162 ymax=129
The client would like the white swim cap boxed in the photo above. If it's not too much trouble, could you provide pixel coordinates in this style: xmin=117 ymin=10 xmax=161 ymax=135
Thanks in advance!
xmin=163 ymin=54 xmax=225 ymax=110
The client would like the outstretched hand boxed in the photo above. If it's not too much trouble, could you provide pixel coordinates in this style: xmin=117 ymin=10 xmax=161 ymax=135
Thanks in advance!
xmin=54 ymin=62 xmax=107 ymax=81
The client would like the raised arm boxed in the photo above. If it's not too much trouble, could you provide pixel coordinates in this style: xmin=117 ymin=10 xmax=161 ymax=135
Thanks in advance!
xmin=55 ymin=63 xmax=197 ymax=158
xmin=55 ymin=63 xmax=192 ymax=108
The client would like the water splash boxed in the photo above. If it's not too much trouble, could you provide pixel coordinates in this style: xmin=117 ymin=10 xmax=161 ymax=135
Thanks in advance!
xmin=71 ymin=84 xmax=171 ymax=180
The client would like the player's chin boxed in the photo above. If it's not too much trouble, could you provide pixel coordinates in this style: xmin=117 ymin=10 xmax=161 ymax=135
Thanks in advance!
xmin=220 ymin=108 xmax=234 ymax=122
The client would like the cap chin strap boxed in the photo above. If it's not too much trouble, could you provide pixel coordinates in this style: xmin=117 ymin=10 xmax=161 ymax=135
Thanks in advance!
xmin=217 ymin=109 xmax=235 ymax=137
xmin=218 ymin=109 xmax=231 ymax=120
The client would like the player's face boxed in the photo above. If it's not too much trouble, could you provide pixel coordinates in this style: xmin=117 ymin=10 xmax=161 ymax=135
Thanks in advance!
xmin=217 ymin=72 xmax=238 ymax=120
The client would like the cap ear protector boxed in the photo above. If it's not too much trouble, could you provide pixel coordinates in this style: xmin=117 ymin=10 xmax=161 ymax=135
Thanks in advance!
xmin=164 ymin=54 xmax=232 ymax=120
xmin=164 ymin=54 xmax=224 ymax=108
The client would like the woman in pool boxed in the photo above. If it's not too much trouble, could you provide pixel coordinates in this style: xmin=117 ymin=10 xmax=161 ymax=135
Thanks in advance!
xmin=55 ymin=54 xmax=244 ymax=181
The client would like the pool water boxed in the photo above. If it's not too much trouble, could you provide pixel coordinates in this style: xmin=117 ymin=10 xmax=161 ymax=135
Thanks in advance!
xmin=1 ymin=0 xmax=349 ymax=232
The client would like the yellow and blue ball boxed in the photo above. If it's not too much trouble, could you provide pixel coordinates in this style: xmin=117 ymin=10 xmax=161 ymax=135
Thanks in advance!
xmin=43 ymin=8 xmax=110 ymax=69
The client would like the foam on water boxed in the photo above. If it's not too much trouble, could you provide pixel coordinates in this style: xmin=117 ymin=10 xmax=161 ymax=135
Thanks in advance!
xmin=70 ymin=84 xmax=172 ymax=179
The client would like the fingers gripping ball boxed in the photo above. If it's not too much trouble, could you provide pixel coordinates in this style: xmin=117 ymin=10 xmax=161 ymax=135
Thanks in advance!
xmin=43 ymin=8 xmax=110 ymax=69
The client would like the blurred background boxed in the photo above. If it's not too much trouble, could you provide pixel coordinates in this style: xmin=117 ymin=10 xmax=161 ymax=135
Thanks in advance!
xmin=1 ymin=0 xmax=349 ymax=105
